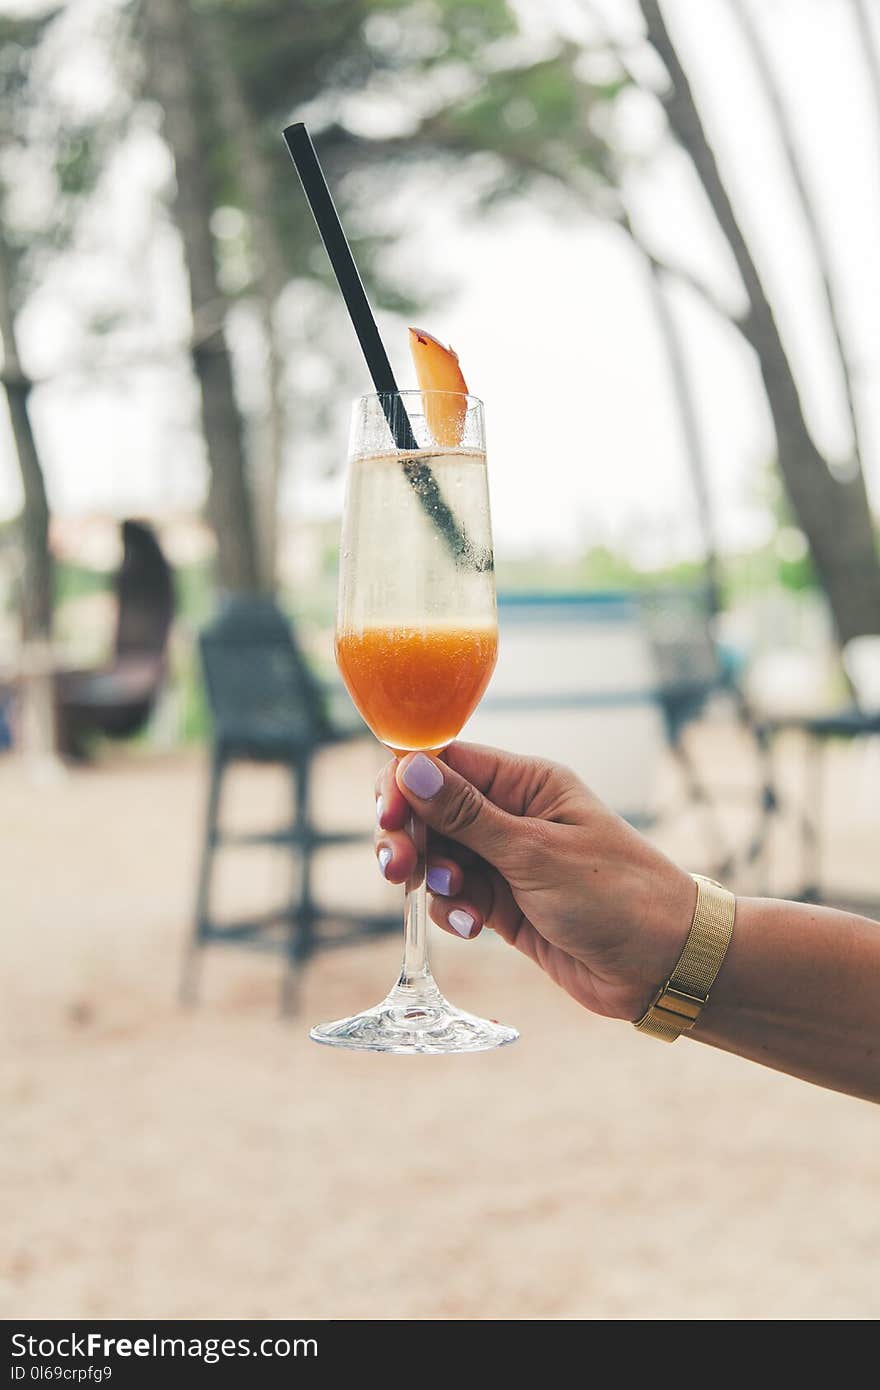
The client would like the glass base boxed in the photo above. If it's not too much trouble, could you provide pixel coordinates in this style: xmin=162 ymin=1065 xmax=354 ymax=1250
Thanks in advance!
xmin=310 ymin=981 xmax=519 ymax=1055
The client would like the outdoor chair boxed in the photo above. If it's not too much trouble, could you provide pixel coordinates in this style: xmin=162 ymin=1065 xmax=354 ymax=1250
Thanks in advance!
xmin=757 ymin=635 xmax=880 ymax=903
xmin=635 ymin=585 xmax=777 ymax=885
xmin=54 ymin=519 xmax=175 ymax=758
xmin=182 ymin=595 xmax=396 ymax=1014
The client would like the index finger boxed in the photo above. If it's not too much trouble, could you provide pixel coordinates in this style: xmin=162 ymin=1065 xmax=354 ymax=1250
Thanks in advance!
xmin=375 ymin=759 xmax=409 ymax=830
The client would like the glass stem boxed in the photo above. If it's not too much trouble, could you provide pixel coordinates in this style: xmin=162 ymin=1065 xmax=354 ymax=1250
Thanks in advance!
xmin=397 ymin=813 xmax=434 ymax=993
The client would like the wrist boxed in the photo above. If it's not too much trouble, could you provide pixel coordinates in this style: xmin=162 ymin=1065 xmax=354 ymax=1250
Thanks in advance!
xmin=625 ymin=862 xmax=698 ymax=1021
xmin=633 ymin=874 xmax=737 ymax=1041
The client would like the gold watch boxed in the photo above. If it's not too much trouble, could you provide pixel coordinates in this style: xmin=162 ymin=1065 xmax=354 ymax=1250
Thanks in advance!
xmin=633 ymin=874 xmax=736 ymax=1042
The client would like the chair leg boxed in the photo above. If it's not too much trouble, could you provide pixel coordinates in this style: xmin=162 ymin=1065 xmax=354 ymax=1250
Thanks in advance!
xmin=297 ymin=752 xmax=316 ymax=956
xmin=281 ymin=751 xmax=316 ymax=1017
xmin=743 ymin=717 xmax=776 ymax=896
xmin=671 ymin=735 xmax=734 ymax=880
xmin=181 ymin=747 xmax=224 ymax=1005
xmin=801 ymin=734 xmax=823 ymax=901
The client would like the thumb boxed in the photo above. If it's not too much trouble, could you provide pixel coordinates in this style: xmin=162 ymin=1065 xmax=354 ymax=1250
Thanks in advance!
xmin=395 ymin=752 xmax=520 ymax=867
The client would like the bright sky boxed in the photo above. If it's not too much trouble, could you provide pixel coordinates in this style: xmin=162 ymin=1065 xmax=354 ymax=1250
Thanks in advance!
xmin=2 ymin=0 xmax=879 ymax=568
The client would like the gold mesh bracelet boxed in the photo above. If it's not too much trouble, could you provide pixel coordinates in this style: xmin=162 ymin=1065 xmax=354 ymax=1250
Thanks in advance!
xmin=633 ymin=875 xmax=736 ymax=1043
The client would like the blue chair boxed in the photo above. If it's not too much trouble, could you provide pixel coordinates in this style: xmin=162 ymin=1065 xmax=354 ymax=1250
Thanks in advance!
xmin=182 ymin=596 xmax=396 ymax=1014
xmin=757 ymin=635 xmax=880 ymax=903
xmin=635 ymin=585 xmax=776 ymax=882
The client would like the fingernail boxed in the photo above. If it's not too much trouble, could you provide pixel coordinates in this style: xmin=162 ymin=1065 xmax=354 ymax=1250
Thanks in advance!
xmin=427 ymin=866 xmax=453 ymax=896
xmin=378 ymin=847 xmax=392 ymax=878
xmin=401 ymin=753 xmax=444 ymax=799
xmin=448 ymin=908 xmax=476 ymax=938
xmin=375 ymin=794 xmax=384 ymax=824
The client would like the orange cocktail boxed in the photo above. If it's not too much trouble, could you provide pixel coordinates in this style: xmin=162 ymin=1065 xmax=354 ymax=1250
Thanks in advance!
xmin=335 ymin=624 xmax=497 ymax=754
xmin=308 ymin=324 xmax=518 ymax=1051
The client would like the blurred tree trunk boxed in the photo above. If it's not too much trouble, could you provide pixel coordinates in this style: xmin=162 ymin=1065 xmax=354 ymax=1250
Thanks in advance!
xmin=645 ymin=258 xmax=721 ymax=611
xmin=581 ymin=5 xmax=721 ymax=604
xmin=729 ymin=0 xmax=865 ymax=475
xmin=0 ymin=221 xmax=51 ymax=643
xmin=0 ymin=214 xmax=57 ymax=761
xmin=203 ymin=19 xmax=289 ymax=593
xmin=639 ymin=0 xmax=880 ymax=644
xmin=141 ymin=0 xmax=260 ymax=593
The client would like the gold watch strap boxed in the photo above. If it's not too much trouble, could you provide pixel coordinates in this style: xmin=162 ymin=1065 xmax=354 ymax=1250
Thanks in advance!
xmin=633 ymin=874 xmax=736 ymax=1043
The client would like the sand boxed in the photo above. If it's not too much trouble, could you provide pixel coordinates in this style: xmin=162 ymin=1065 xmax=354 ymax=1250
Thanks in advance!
xmin=2 ymin=732 xmax=879 ymax=1320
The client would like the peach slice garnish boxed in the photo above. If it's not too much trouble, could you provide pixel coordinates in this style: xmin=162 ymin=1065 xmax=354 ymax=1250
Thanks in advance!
xmin=409 ymin=327 xmax=468 ymax=447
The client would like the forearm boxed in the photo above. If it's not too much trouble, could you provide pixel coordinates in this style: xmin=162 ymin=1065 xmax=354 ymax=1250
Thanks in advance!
xmin=691 ymin=897 xmax=880 ymax=1102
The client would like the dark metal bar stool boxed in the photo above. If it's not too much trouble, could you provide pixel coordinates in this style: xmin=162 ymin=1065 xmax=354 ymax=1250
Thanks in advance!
xmin=181 ymin=596 xmax=395 ymax=1014
xmin=758 ymin=706 xmax=880 ymax=903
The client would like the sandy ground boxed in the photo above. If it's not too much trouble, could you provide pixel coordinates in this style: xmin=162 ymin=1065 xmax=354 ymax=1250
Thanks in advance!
xmin=2 ymin=726 xmax=879 ymax=1321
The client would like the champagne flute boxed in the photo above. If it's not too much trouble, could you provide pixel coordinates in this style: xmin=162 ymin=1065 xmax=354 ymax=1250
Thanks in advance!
xmin=309 ymin=390 xmax=518 ymax=1053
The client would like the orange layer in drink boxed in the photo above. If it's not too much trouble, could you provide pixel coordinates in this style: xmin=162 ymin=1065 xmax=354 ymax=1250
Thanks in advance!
xmin=335 ymin=625 xmax=498 ymax=753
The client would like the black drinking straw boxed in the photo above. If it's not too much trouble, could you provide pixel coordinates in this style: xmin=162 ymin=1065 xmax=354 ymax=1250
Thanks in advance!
xmin=283 ymin=122 xmax=483 ymax=569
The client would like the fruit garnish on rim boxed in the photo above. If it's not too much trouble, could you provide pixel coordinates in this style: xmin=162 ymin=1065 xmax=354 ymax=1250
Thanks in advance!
xmin=409 ymin=327 xmax=468 ymax=448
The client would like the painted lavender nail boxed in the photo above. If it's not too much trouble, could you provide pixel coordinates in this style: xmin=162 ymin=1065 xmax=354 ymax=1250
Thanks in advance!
xmin=378 ymin=847 xmax=392 ymax=878
xmin=448 ymin=908 xmax=475 ymax=938
xmin=401 ymin=753 xmax=444 ymax=799
xmin=375 ymin=794 xmax=385 ymax=823
xmin=427 ymin=866 xmax=453 ymax=896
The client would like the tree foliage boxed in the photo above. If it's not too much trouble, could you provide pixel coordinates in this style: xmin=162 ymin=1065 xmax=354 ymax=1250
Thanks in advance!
xmin=129 ymin=0 xmax=631 ymax=587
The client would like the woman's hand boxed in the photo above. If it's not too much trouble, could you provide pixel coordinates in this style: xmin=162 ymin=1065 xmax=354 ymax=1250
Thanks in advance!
xmin=373 ymin=741 xmax=696 ymax=1022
